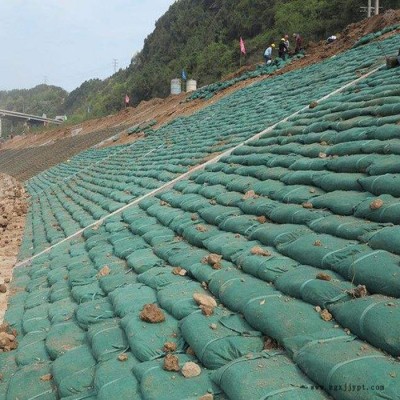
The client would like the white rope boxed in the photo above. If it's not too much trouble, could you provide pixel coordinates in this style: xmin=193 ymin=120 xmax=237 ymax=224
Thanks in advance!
xmin=15 ymin=64 xmax=384 ymax=268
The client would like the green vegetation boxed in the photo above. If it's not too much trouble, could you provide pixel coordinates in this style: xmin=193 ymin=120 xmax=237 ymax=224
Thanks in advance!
xmin=1 ymin=0 xmax=399 ymax=124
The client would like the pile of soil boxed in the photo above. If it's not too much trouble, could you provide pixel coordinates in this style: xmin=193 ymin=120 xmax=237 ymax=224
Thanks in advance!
xmin=0 ymin=174 xmax=28 ymax=324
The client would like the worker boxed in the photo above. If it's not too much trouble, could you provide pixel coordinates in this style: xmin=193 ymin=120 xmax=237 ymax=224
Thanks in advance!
xmin=293 ymin=33 xmax=303 ymax=53
xmin=264 ymin=44 xmax=275 ymax=64
xmin=284 ymin=34 xmax=290 ymax=50
xmin=278 ymin=38 xmax=288 ymax=59
xmin=327 ymin=35 xmax=337 ymax=43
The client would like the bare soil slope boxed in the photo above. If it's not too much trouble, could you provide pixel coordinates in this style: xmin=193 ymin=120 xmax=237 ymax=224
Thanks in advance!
xmin=0 ymin=174 xmax=28 ymax=323
xmin=1 ymin=10 xmax=398 ymax=154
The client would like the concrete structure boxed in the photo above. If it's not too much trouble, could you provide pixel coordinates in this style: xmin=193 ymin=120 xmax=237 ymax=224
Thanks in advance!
xmin=0 ymin=108 xmax=63 ymax=137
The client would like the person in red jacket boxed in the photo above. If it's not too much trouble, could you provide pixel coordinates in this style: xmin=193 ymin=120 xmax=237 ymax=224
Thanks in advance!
xmin=293 ymin=33 xmax=303 ymax=53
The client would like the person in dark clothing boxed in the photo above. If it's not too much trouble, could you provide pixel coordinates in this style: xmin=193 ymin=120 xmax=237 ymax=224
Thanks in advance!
xmin=293 ymin=33 xmax=303 ymax=53
xmin=278 ymin=38 xmax=288 ymax=59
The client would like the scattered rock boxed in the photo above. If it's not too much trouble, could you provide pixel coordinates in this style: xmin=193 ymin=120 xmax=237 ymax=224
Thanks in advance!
xmin=319 ymin=152 xmax=327 ymax=158
xmin=118 ymin=353 xmax=129 ymax=361
xmin=242 ymin=190 xmax=258 ymax=200
xmin=181 ymin=362 xmax=202 ymax=378
xmin=315 ymin=306 xmax=322 ymax=313
xmin=302 ymin=202 xmax=313 ymax=209
xmin=320 ymin=309 xmax=333 ymax=321
xmin=191 ymin=214 xmax=198 ymax=221
xmin=309 ymin=101 xmax=318 ymax=109
xmin=250 ymin=246 xmax=271 ymax=257
xmin=202 ymin=253 xmax=222 ymax=269
xmin=256 ymin=216 xmax=268 ymax=224
xmin=316 ymin=272 xmax=332 ymax=281
xmin=199 ymin=394 xmax=214 ymax=400
xmin=210 ymin=323 xmax=217 ymax=330
xmin=4 ymin=278 xmax=10 ymax=284
xmin=264 ymin=337 xmax=281 ymax=350
xmin=163 ymin=342 xmax=177 ymax=353
xmin=160 ymin=200 xmax=170 ymax=206
xmin=200 ymin=305 xmax=214 ymax=316
xmin=347 ymin=285 xmax=368 ymax=298
xmin=193 ymin=293 xmax=217 ymax=309
xmin=344 ymin=328 xmax=351 ymax=335
xmin=186 ymin=347 xmax=196 ymax=356
xmin=40 ymin=374 xmax=52 ymax=382
xmin=172 ymin=267 xmax=187 ymax=276
xmin=370 ymin=199 xmax=384 ymax=210
xmin=0 ymin=284 xmax=7 ymax=294
xmin=196 ymin=225 xmax=208 ymax=232
xmin=140 ymin=304 xmax=166 ymax=323
xmin=164 ymin=354 xmax=180 ymax=372
xmin=98 ymin=265 xmax=110 ymax=277
xmin=0 ymin=330 xmax=17 ymax=352
xmin=313 ymin=240 xmax=322 ymax=247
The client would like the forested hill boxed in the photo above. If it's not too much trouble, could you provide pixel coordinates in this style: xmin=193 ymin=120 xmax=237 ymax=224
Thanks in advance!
xmin=66 ymin=0 xmax=398 ymax=118
xmin=8 ymin=0 xmax=400 ymax=122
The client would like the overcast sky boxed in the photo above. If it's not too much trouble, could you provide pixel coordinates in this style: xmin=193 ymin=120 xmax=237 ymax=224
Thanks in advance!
xmin=0 ymin=0 xmax=176 ymax=92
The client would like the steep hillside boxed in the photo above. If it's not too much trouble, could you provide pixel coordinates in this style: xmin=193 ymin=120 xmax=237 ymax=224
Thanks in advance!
xmin=63 ymin=0 xmax=400 ymax=117
xmin=0 ymin=85 xmax=67 ymax=136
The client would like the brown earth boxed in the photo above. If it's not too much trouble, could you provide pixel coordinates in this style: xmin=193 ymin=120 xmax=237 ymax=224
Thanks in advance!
xmin=1 ymin=10 xmax=398 ymax=154
xmin=0 ymin=11 xmax=398 ymax=323
xmin=0 ymin=174 xmax=28 ymax=324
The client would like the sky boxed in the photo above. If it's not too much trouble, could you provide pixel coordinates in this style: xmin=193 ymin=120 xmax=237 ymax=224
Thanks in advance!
xmin=0 ymin=0 xmax=176 ymax=92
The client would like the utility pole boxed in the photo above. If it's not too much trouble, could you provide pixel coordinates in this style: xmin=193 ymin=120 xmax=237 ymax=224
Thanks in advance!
xmin=113 ymin=59 xmax=118 ymax=73
xmin=367 ymin=0 xmax=372 ymax=17
xmin=375 ymin=0 xmax=379 ymax=15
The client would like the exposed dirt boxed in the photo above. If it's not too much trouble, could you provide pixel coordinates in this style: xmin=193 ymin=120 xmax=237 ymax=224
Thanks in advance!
xmin=1 ymin=10 xmax=398 ymax=154
xmin=140 ymin=303 xmax=166 ymax=323
xmin=0 ymin=322 xmax=18 ymax=352
xmin=0 ymin=174 xmax=28 ymax=324
xmin=163 ymin=354 xmax=180 ymax=372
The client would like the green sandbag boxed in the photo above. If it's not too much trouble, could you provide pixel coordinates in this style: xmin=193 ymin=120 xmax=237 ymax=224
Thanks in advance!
xmin=48 ymin=298 xmax=78 ymax=324
xmin=46 ymin=322 xmax=86 ymax=359
xmin=309 ymin=215 xmax=388 ymax=241
xmin=109 ymin=284 xmax=157 ymax=318
xmin=0 ymin=353 xmax=18 ymax=399
xmin=212 ymin=351 xmax=329 ymax=400
xmin=310 ymin=191 xmax=372 ymax=215
xmin=94 ymin=355 xmax=141 ymax=400
xmin=293 ymin=336 xmax=400 ymax=400
xmin=358 ymin=174 xmax=400 ymax=197
xmin=126 ymin=248 xmax=164 ymax=273
xmin=6 ymin=362 xmax=57 ymax=400
xmin=60 ymin=391 xmax=97 ymax=400
xmin=243 ymin=294 xmax=338 ymax=346
xmin=354 ymin=194 xmax=400 ymax=224
xmin=98 ymin=271 xmax=138 ymax=294
xmin=52 ymin=345 xmax=96 ymax=398
xmin=157 ymin=280 xmax=208 ymax=319
xmin=364 ymin=226 xmax=400 ymax=255
xmin=71 ymin=282 xmax=105 ymax=303
xmin=180 ymin=308 xmax=263 ymax=369
xmin=121 ymin=308 xmax=185 ymax=362
xmin=249 ymin=223 xmax=311 ymax=247
xmin=16 ymin=331 xmax=50 ymax=366
xmin=275 ymin=265 xmax=353 ymax=307
xmin=132 ymin=354 xmax=222 ymax=400
xmin=329 ymin=296 xmax=400 ymax=357
xmin=276 ymin=232 xmax=359 ymax=269
xmin=137 ymin=266 xmax=185 ymax=289
xmin=208 ymin=269 xmax=277 ymax=313
xmin=235 ymin=249 xmax=299 ymax=283
xmin=323 ymin=247 xmax=400 ymax=297
xmin=75 ymin=299 xmax=115 ymax=330
xmin=22 ymin=304 xmax=50 ymax=334
xmin=88 ymin=319 xmax=129 ymax=362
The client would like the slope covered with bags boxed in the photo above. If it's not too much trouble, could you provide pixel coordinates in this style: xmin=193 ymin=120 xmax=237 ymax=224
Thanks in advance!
xmin=1 ymin=34 xmax=400 ymax=400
